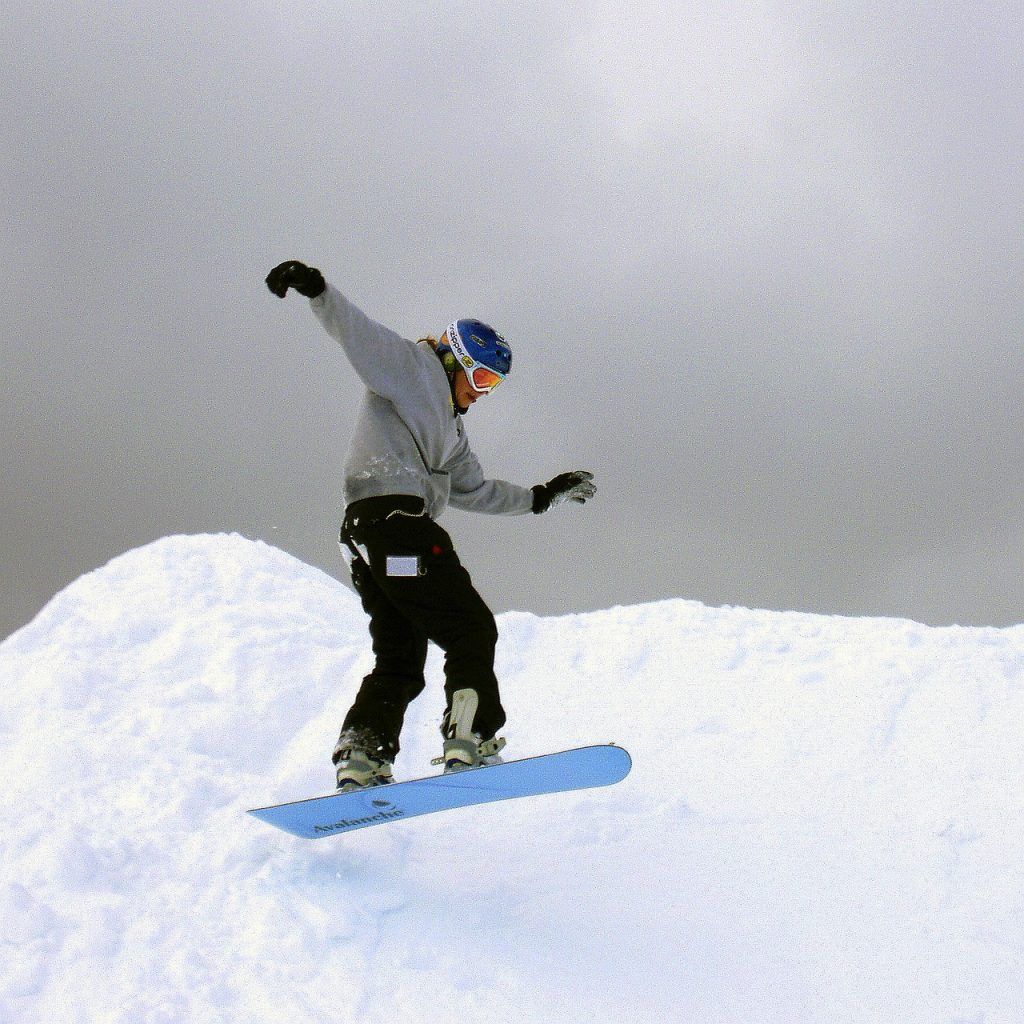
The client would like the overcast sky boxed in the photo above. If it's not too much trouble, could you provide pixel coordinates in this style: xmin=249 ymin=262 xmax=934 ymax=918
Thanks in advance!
xmin=3 ymin=1 xmax=1022 ymax=641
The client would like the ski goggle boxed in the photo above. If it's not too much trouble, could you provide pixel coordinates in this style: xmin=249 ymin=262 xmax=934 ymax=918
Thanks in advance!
xmin=465 ymin=363 xmax=505 ymax=393
xmin=443 ymin=322 xmax=509 ymax=393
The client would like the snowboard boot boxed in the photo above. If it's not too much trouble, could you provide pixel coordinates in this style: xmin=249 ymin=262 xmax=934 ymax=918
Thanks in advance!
xmin=333 ymin=729 xmax=394 ymax=792
xmin=433 ymin=688 xmax=507 ymax=773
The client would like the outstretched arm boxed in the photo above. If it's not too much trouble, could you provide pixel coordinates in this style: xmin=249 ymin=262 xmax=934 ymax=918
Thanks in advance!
xmin=265 ymin=260 xmax=418 ymax=403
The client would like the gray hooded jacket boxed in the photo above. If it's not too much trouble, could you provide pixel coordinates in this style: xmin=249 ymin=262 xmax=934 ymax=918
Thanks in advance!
xmin=310 ymin=283 xmax=534 ymax=519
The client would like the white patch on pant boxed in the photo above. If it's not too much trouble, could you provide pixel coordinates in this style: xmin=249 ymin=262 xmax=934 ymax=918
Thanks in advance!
xmin=386 ymin=555 xmax=420 ymax=577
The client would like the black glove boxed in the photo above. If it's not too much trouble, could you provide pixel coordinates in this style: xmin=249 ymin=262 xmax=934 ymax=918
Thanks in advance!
xmin=532 ymin=471 xmax=596 ymax=514
xmin=265 ymin=260 xmax=326 ymax=299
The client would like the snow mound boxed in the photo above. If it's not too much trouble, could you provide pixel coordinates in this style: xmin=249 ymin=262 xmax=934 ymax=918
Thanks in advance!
xmin=1 ymin=533 xmax=1023 ymax=1023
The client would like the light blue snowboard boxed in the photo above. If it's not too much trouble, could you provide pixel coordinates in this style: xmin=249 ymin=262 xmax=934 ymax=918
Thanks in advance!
xmin=248 ymin=744 xmax=632 ymax=839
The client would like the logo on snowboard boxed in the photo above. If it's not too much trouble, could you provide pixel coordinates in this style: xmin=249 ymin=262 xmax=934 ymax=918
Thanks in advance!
xmin=313 ymin=798 xmax=405 ymax=833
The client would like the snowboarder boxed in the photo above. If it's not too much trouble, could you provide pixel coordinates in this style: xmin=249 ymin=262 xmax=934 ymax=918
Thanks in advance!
xmin=265 ymin=260 xmax=596 ymax=791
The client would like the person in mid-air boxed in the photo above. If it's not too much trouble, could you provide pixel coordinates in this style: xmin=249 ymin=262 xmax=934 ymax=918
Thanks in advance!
xmin=265 ymin=260 xmax=596 ymax=790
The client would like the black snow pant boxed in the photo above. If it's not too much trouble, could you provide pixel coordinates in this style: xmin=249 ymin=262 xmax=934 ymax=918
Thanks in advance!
xmin=337 ymin=494 xmax=506 ymax=762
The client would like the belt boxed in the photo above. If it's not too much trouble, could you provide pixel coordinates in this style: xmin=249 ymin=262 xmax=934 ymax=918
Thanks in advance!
xmin=345 ymin=494 xmax=427 ymax=529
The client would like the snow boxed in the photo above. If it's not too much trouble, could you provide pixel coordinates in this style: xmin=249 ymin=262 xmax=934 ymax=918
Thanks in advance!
xmin=1 ymin=533 xmax=1023 ymax=1024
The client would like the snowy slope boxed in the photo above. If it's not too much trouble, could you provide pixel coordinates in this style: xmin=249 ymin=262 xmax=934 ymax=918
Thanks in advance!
xmin=1 ymin=534 xmax=1023 ymax=1024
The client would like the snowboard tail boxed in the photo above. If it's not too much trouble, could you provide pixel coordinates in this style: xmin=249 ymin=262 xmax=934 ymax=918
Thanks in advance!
xmin=248 ymin=744 xmax=631 ymax=839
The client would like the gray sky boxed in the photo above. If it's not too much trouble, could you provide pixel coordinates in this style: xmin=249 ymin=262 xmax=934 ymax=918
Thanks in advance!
xmin=3 ymin=1 xmax=1023 ymax=641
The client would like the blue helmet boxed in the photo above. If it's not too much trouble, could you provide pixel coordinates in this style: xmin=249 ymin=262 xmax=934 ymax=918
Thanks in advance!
xmin=439 ymin=319 xmax=512 ymax=393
